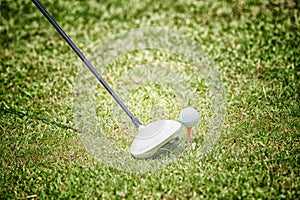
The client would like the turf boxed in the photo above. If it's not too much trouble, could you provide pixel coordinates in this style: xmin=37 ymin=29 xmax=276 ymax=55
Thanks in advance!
xmin=1 ymin=0 xmax=299 ymax=199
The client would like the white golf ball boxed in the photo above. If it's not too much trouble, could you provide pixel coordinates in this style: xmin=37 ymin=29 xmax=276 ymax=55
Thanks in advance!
xmin=179 ymin=107 xmax=199 ymax=127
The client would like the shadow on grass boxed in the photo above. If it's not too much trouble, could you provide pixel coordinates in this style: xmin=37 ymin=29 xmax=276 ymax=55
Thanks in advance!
xmin=2 ymin=106 xmax=82 ymax=134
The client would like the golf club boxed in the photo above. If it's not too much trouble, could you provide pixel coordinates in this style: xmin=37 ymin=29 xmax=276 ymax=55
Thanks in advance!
xmin=32 ymin=0 xmax=183 ymax=159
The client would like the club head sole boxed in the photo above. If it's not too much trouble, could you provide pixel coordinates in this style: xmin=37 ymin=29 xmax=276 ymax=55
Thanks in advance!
xmin=130 ymin=120 xmax=183 ymax=159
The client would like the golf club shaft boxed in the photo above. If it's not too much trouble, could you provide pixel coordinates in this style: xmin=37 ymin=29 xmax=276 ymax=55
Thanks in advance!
xmin=32 ymin=0 xmax=142 ymax=128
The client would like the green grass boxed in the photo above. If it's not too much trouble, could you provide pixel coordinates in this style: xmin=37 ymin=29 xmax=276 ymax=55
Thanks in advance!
xmin=1 ymin=0 xmax=299 ymax=199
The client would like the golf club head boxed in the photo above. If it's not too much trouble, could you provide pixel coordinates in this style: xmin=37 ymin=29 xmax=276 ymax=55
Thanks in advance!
xmin=130 ymin=120 xmax=183 ymax=159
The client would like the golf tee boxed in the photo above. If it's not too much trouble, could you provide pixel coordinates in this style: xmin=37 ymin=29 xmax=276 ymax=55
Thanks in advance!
xmin=187 ymin=127 xmax=192 ymax=144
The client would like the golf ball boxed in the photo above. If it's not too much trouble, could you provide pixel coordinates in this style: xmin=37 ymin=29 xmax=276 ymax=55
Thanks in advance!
xmin=179 ymin=107 xmax=199 ymax=127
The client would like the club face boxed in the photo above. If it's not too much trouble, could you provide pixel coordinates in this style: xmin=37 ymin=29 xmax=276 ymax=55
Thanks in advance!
xmin=130 ymin=120 xmax=183 ymax=159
